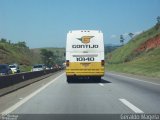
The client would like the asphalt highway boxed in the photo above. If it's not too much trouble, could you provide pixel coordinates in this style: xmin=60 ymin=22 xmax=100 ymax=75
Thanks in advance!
xmin=1 ymin=71 xmax=160 ymax=120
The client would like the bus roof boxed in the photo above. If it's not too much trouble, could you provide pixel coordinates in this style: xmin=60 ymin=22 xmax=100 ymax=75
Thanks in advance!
xmin=68 ymin=30 xmax=102 ymax=34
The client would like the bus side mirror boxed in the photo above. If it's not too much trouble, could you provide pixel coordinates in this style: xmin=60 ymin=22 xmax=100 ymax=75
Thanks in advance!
xmin=64 ymin=52 xmax=66 ymax=57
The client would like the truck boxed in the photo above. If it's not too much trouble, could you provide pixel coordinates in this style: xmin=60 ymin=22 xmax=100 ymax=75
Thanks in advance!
xmin=66 ymin=30 xmax=105 ymax=82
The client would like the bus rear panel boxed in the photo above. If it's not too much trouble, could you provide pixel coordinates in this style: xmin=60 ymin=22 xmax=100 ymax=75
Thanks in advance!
xmin=66 ymin=30 xmax=105 ymax=81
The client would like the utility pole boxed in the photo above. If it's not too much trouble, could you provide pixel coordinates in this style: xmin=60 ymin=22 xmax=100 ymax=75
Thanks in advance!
xmin=120 ymin=35 xmax=124 ymax=46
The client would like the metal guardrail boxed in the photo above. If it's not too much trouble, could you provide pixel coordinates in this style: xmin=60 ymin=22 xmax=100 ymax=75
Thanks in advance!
xmin=0 ymin=68 xmax=63 ymax=96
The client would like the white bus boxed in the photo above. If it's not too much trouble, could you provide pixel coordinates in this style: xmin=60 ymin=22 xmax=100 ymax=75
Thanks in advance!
xmin=66 ymin=30 xmax=105 ymax=82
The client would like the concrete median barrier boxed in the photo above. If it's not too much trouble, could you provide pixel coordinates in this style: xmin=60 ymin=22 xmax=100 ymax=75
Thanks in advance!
xmin=0 ymin=68 xmax=63 ymax=96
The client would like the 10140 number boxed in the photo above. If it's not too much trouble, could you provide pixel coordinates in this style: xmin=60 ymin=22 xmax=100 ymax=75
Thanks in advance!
xmin=76 ymin=57 xmax=94 ymax=61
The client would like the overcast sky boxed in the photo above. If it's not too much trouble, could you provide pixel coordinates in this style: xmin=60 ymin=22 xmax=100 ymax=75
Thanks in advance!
xmin=0 ymin=0 xmax=160 ymax=48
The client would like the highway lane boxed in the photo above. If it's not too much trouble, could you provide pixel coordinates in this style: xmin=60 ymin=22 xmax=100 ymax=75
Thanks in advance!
xmin=1 ymin=72 xmax=160 ymax=115
xmin=105 ymin=73 xmax=160 ymax=113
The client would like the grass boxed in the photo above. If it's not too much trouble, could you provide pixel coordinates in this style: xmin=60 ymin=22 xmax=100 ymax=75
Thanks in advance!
xmin=0 ymin=42 xmax=32 ymax=65
xmin=0 ymin=41 xmax=66 ymax=72
xmin=20 ymin=65 xmax=32 ymax=72
xmin=107 ymin=48 xmax=160 ymax=78
xmin=0 ymin=42 xmax=39 ymax=72
xmin=107 ymin=24 xmax=160 ymax=64
xmin=106 ymin=24 xmax=160 ymax=78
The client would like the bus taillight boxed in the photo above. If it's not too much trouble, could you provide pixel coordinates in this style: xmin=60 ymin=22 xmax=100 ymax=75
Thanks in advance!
xmin=101 ymin=60 xmax=105 ymax=66
xmin=66 ymin=60 xmax=69 ymax=67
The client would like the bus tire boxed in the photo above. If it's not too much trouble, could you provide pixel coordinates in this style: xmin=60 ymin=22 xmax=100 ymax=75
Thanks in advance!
xmin=95 ymin=76 xmax=101 ymax=83
xmin=67 ymin=76 xmax=72 ymax=83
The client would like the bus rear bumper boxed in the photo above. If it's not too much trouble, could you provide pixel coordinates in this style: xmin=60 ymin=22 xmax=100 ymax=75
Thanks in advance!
xmin=66 ymin=72 xmax=104 ymax=76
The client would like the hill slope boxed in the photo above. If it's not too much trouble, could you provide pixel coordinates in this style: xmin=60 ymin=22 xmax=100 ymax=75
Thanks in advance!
xmin=0 ymin=42 xmax=33 ymax=65
xmin=0 ymin=40 xmax=65 ymax=71
xmin=106 ymin=24 xmax=160 ymax=78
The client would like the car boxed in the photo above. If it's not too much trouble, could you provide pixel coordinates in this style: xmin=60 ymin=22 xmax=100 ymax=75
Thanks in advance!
xmin=45 ymin=66 xmax=50 ymax=70
xmin=9 ymin=64 xmax=20 ymax=73
xmin=31 ymin=64 xmax=46 ymax=72
xmin=0 ymin=64 xmax=12 ymax=75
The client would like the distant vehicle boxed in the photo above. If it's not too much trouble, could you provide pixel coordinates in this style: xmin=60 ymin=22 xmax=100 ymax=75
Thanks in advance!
xmin=45 ymin=65 xmax=53 ymax=70
xmin=31 ymin=64 xmax=46 ymax=72
xmin=45 ymin=66 xmax=51 ymax=70
xmin=63 ymin=62 xmax=66 ymax=68
xmin=9 ymin=64 xmax=20 ymax=73
xmin=66 ymin=30 xmax=105 ymax=82
xmin=0 ymin=64 xmax=12 ymax=75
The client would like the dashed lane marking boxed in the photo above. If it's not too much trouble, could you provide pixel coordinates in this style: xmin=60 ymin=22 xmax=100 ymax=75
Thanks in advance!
xmin=99 ymin=83 xmax=104 ymax=86
xmin=119 ymin=98 xmax=144 ymax=113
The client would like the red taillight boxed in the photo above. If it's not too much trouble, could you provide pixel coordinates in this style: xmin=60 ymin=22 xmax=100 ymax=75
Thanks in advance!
xmin=66 ymin=60 xmax=69 ymax=67
xmin=101 ymin=60 xmax=105 ymax=66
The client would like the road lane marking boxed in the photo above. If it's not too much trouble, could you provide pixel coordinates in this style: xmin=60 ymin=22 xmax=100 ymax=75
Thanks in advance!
xmin=107 ymin=73 xmax=160 ymax=86
xmin=99 ymin=83 xmax=104 ymax=86
xmin=119 ymin=98 xmax=144 ymax=113
xmin=1 ymin=73 xmax=65 ymax=115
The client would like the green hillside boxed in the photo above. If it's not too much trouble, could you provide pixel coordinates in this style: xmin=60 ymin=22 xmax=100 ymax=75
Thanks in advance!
xmin=106 ymin=24 xmax=160 ymax=78
xmin=31 ymin=47 xmax=65 ymax=65
xmin=0 ymin=40 xmax=35 ymax=72
xmin=0 ymin=39 xmax=65 ymax=71
xmin=0 ymin=41 xmax=32 ymax=65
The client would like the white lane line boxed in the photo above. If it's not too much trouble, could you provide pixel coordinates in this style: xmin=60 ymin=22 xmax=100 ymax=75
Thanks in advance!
xmin=119 ymin=98 xmax=144 ymax=113
xmin=107 ymin=73 xmax=160 ymax=86
xmin=99 ymin=83 xmax=104 ymax=86
xmin=1 ymin=73 xmax=65 ymax=115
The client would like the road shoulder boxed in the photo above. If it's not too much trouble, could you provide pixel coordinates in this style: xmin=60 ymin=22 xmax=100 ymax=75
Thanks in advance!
xmin=105 ymin=71 xmax=160 ymax=85
xmin=0 ymin=71 xmax=64 ymax=113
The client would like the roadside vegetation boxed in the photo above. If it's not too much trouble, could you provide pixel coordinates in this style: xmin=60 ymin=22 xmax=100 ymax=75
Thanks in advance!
xmin=106 ymin=21 xmax=160 ymax=78
xmin=0 ymin=39 xmax=33 ymax=71
xmin=31 ymin=48 xmax=65 ymax=66
xmin=0 ymin=38 xmax=65 ymax=72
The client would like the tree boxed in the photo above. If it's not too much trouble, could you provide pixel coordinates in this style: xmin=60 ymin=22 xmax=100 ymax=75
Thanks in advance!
xmin=155 ymin=16 xmax=160 ymax=30
xmin=40 ymin=49 xmax=55 ymax=66
xmin=0 ymin=38 xmax=7 ymax=43
xmin=16 ymin=41 xmax=27 ymax=48
xmin=128 ymin=33 xmax=134 ymax=39
xmin=120 ymin=35 xmax=124 ymax=45
xmin=8 ymin=40 xmax=11 ymax=44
